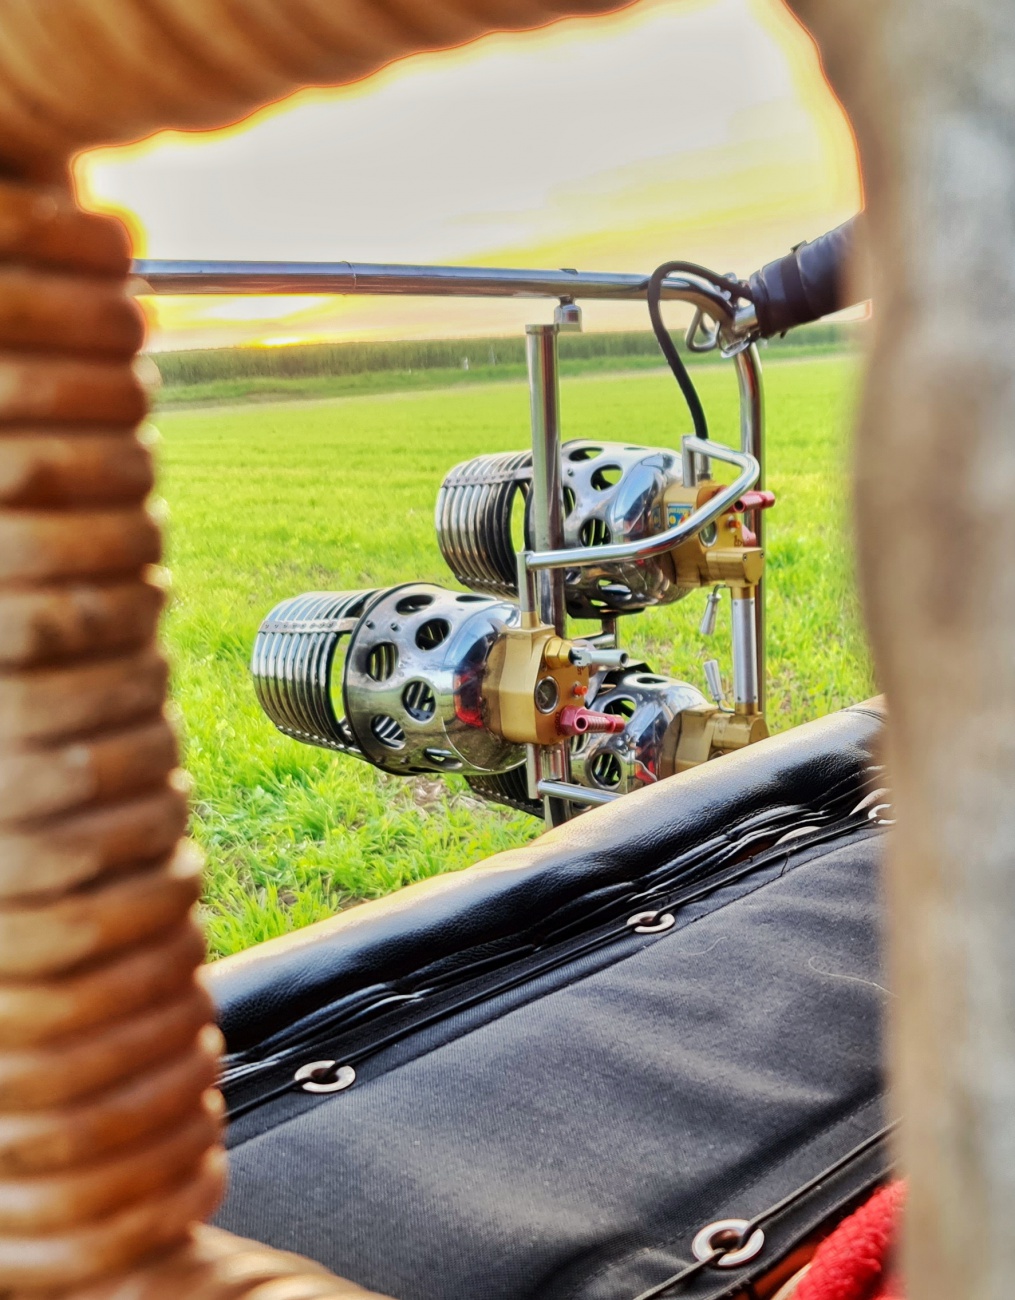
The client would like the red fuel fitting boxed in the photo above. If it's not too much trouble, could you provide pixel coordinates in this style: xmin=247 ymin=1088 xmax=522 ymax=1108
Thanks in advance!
xmin=557 ymin=707 xmax=626 ymax=737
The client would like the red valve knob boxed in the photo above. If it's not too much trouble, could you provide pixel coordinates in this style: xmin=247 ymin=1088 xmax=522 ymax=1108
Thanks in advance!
xmin=557 ymin=706 xmax=626 ymax=737
xmin=732 ymin=490 xmax=776 ymax=513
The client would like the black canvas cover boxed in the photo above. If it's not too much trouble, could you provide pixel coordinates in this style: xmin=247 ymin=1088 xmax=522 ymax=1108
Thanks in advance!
xmin=208 ymin=703 xmax=890 ymax=1300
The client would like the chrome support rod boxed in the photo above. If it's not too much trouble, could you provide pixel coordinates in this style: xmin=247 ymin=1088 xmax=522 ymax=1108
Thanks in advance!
xmin=735 ymin=341 xmax=765 ymax=712
xmin=525 ymin=323 xmax=571 ymax=827
xmin=525 ymin=742 xmax=579 ymax=819
xmin=537 ymin=779 xmax=620 ymax=808
xmin=515 ymin=539 xmax=540 ymax=811
xmin=132 ymin=259 xmax=732 ymax=314
xmin=526 ymin=324 xmax=567 ymax=636
xmin=731 ymin=591 xmax=759 ymax=710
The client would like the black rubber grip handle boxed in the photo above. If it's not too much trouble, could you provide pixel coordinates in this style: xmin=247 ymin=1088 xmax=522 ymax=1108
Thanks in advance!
xmin=748 ymin=213 xmax=866 ymax=338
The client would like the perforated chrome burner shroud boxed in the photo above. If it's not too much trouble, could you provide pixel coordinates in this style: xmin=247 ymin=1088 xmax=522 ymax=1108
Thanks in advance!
xmin=571 ymin=667 xmax=708 ymax=796
xmin=253 ymin=583 xmax=525 ymax=778
xmin=466 ymin=666 xmax=710 ymax=813
xmin=436 ymin=439 xmax=690 ymax=618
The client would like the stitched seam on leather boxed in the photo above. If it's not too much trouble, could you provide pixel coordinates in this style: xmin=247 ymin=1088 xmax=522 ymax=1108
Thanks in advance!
xmin=845 ymin=706 xmax=886 ymax=723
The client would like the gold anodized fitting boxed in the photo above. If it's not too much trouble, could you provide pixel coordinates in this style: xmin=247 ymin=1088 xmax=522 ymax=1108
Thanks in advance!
xmin=663 ymin=704 xmax=769 ymax=774
xmin=662 ymin=482 xmax=765 ymax=591
xmin=484 ymin=626 xmax=588 ymax=745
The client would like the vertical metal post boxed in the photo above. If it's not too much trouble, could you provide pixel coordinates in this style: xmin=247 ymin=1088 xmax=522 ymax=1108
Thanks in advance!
xmin=526 ymin=324 xmax=567 ymax=636
xmin=735 ymin=343 xmax=765 ymax=713
xmin=525 ymin=323 xmax=571 ymax=825
xmin=730 ymin=590 xmax=759 ymax=711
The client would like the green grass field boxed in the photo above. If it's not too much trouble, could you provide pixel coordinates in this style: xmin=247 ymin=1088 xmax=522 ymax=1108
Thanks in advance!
xmin=154 ymin=354 xmax=871 ymax=958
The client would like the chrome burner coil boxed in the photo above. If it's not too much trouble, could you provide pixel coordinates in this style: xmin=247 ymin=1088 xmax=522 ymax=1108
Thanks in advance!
xmin=435 ymin=449 xmax=532 ymax=598
xmin=465 ymin=767 xmax=542 ymax=817
xmin=252 ymin=589 xmax=376 ymax=755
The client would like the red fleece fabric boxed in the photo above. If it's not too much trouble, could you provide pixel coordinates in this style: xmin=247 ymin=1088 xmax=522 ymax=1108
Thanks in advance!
xmin=795 ymin=1182 xmax=905 ymax=1300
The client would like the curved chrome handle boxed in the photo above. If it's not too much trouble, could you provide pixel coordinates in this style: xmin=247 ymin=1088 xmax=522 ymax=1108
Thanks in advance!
xmin=523 ymin=435 xmax=759 ymax=575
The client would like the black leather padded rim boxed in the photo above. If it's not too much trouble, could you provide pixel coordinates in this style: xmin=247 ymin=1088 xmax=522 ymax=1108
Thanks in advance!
xmin=220 ymin=812 xmax=885 ymax=1123
xmin=211 ymin=703 xmax=889 ymax=1300
xmin=208 ymin=700 xmax=885 ymax=1059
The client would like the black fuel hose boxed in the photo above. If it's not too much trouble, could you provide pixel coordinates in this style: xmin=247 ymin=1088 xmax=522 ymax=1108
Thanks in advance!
xmin=646 ymin=260 xmax=742 ymax=442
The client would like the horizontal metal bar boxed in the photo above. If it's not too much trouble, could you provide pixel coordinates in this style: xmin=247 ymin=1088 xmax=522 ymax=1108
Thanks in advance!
xmin=130 ymin=259 xmax=731 ymax=312
xmin=525 ymin=435 xmax=759 ymax=572
xmin=537 ymin=779 xmax=620 ymax=807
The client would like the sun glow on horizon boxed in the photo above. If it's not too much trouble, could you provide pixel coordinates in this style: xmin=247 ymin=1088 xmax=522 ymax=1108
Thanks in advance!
xmin=76 ymin=0 xmax=859 ymax=352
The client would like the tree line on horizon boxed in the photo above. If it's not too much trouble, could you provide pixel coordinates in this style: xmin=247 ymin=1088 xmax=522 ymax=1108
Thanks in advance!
xmin=151 ymin=321 xmax=860 ymax=387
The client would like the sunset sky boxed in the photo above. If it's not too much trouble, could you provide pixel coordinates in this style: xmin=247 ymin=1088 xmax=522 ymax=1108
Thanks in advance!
xmin=74 ymin=0 xmax=861 ymax=351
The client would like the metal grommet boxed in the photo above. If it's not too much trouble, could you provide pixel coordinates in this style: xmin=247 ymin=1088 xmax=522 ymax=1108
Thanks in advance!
xmin=294 ymin=1060 xmax=356 ymax=1094
xmin=691 ymin=1219 xmax=765 ymax=1269
xmin=627 ymin=910 xmax=676 ymax=934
